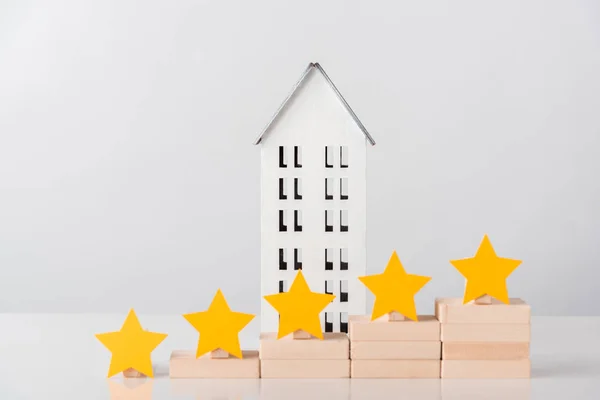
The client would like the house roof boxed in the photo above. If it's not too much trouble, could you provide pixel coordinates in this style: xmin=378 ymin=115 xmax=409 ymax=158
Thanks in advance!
xmin=252 ymin=62 xmax=376 ymax=145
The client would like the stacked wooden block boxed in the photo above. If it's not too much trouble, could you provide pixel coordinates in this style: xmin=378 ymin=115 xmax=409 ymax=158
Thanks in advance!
xmin=259 ymin=332 xmax=350 ymax=378
xmin=436 ymin=297 xmax=531 ymax=378
xmin=349 ymin=315 xmax=441 ymax=378
xmin=170 ymin=350 xmax=260 ymax=378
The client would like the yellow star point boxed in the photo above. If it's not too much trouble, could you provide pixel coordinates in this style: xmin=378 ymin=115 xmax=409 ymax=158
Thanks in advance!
xmin=95 ymin=309 xmax=167 ymax=378
xmin=183 ymin=289 xmax=254 ymax=359
xmin=263 ymin=270 xmax=334 ymax=340
xmin=450 ymin=234 xmax=522 ymax=304
xmin=359 ymin=251 xmax=431 ymax=321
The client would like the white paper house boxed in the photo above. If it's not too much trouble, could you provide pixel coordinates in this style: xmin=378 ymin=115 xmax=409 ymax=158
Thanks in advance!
xmin=254 ymin=62 xmax=375 ymax=333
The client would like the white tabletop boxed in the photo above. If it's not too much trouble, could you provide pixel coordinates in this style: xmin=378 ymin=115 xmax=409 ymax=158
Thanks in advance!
xmin=0 ymin=315 xmax=598 ymax=399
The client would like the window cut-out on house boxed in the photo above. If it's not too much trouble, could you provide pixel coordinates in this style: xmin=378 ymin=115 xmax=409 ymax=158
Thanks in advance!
xmin=340 ymin=210 xmax=348 ymax=232
xmin=340 ymin=312 xmax=348 ymax=333
xmin=294 ymin=178 xmax=302 ymax=200
xmin=325 ymin=249 xmax=333 ymax=270
xmin=325 ymin=178 xmax=333 ymax=200
xmin=340 ymin=280 xmax=348 ymax=302
xmin=279 ymin=146 xmax=287 ymax=168
xmin=279 ymin=210 xmax=287 ymax=232
xmin=325 ymin=280 xmax=334 ymax=296
xmin=325 ymin=210 xmax=333 ymax=232
xmin=325 ymin=146 xmax=333 ymax=168
xmin=294 ymin=248 xmax=302 ymax=270
xmin=340 ymin=178 xmax=348 ymax=200
xmin=279 ymin=248 xmax=287 ymax=270
xmin=294 ymin=146 xmax=302 ymax=168
xmin=340 ymin=146 xmax=348 ymax=168
xmin=279 ymin=178 xmax=287 ymax=200
xmin=325 ymin=312 xmax=333 ymax=333
xmin=279 ymin=280 xmax=287 ymax=293
xmin=294 ymin=210 xmax=302 ymax=232
xmin=340 ymin=248 xmax=348 ymax=270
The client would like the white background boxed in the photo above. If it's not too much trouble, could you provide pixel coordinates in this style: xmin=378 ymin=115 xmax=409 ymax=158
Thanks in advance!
xmin=1 ymin=0 xmax=599 ymax=315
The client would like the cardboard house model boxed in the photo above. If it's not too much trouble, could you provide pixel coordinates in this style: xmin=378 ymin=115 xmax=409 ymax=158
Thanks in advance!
xmin=254 ymin=62 xmax=376 ymax=333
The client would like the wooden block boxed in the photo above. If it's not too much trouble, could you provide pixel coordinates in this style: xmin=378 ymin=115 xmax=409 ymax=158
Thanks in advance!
xmin=351 ymin=360 xmax=440 ymax=378
xmin=473 ymin=294 xmax=492 ymax=305
xmin=260 ymin=359 xmax=350 ymax=378
xmin=388 ymin=311 xmax=405 ymax=321
xmin=169 ymin=350 xmax=259 ymax=378
xmin=441 ymin=324 xmax=530 ymax=343
xmin=122 ymin=368 xmax=145 ymax=378
xmin=349 ymin=315 xmax=439 ymax=342
xmin=351 ymin=341 xmax=441 ymax=360
xmin=442 ymin=342 xmax=529 ymax=360
xmin=210 ymin=348 xmax=229 ymax=359
xmin=292 ymin=329 xmax=312 ymax=339
xmin=435 ymin=297 xmax=530 ymax=324
xmin=260 ymin=332 xmax=349 ymax=360
xmin=441 ymin=359 xmax=530 ymax=378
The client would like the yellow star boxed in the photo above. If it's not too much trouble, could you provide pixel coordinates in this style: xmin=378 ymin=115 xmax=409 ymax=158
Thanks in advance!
xmin=450 ymin=234 xmax=522 ymax=304
xmin=264 ymin=270 xmax=335 ymax=339
xmin=183 ymin=289 xmax=254 ymax=359
xmin=359 ymin=251 xmax=431 ymax=321
xmin=95 ymin=309 xmax=167 ymax=378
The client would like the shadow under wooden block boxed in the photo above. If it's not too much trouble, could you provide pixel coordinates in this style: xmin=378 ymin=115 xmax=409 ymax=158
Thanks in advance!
xmin=435 ymin=298 xmax=530 ymax=324
xmin=349 ymin=315 xmax=439 ymax=342
xmin=169 ymin=350 xmax=260 ymax=378
xmin=351 ymin=360 xmax=441 ymax=378
xmin=260 ymin=359 xmax=350 ymax=378
xmin=351 ymin=341 xmax=441 ymax=360
xmin=260 ymin=332 xmax=349 ymax=360
xmin=441 ymin=324 xmax=530 ymax=343
xmin=441 ymin=359 xmax=531 ymax=378
xmin=442 ymin=342 xmax=530 ymax=360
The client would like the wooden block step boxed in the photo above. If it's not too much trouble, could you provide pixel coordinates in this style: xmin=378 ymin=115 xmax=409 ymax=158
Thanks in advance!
xmin=351 ymin=360 xmax=440 ymax=378
xmin=435 ymin=298 xmax=530 ymax=324
xmin=442 ymin=342 xmax=529 ymax=360
xmin=349 ymin=315 xmax=440 ymax=342
xmin=441 ymin=359 xmax=530 ymax=378
xmin=441 ymin=323 xmax=530 ymax=343
xmin=351 ymin=341 xmax=441 ymax=360
xmin=260 ymin=332 xmax=349 ymax=360
xmin=169 ymin=350 xmax=260 ymax=378
xmin=260 ymin=359 xmax=350 ymax=378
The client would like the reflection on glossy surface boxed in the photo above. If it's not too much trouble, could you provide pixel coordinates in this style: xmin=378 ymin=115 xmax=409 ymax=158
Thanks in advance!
xmin=170 ymin=378 xmax=260 ymax=399
xmin=163 ymin=378 xmax=531 ymax=400
xmin=107 ymin=379 xmax=154 ymax=399
xmin=351 ymin=379 xmax=441 ymax=400
xmin=261 ymin=379 xmax=350 ymax=400
xmin=442 ymin=379 xmax=531 ymax=400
